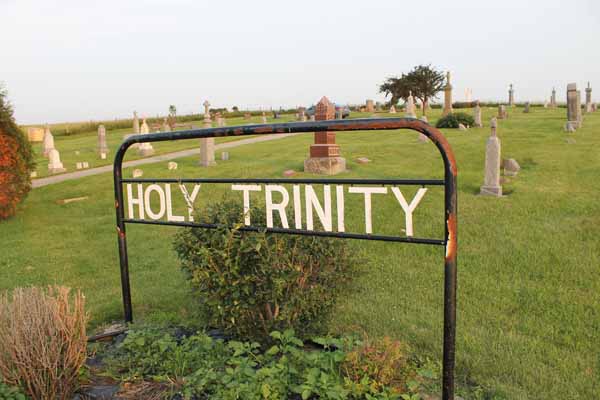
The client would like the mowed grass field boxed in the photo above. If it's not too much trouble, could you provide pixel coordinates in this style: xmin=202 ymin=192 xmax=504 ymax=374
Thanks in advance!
xmin=1 ymin=107 xmax=599 ymax=399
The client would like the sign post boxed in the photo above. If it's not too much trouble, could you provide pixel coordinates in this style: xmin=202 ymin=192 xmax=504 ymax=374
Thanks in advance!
xmin=113 ymin=118 xmax=458 ymax=399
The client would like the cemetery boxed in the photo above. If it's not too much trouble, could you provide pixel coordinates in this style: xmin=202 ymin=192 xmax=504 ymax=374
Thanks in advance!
xmin=0 ymin=4 xmax=598 ymax=400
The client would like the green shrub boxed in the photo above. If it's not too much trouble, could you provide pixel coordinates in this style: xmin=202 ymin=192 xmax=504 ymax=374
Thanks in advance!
xmin=435 ymin=112 xmax=475 ymax=129
xmin=173 ymin=200 xmax=358 ymax=342
xmin=0 ymin=383 xmax=27 ymax=400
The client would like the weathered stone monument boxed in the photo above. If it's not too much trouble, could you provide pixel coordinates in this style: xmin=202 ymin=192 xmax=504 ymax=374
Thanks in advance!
xmin=443 ymin=71 xmax=453 ymax=116
xmin=550 ymin=88 xmax=557 ymax=108
xmin=523 ymin=102 xmax=530 ymax=113
xmin=133 ymin=111 xmax=140 ymax=134
xmin=365 ymin=99 xmax=375 ymax=113
xmin=42 ymin=124 xmax=55 ymax=157
xmin=304 ymin=96 xmax=346 ymax=175
xmin=97 ymin=124 xmax=109 ymax=156
xmin=585 ymin=82 xmax=593 ymax=113
xmin=405 ymin=92 xmax=417 ymax=118
xmin=137 ymin=119 xmax=155 ymax=156
xmin=27 ymin=127 xmax=45 ymax=142
xmin=200 ymin=100 xmax=216 ymax=167
xmin=48 ymin=149 xmax=66 ymax=174
xmin=498 ymin=105 xmax=508 ymax=119
xmin=508 ymin=84 xmax=514 ymax=106
xmin=473 ymin=101 xmax=483 ymax=127
xmin=566 ymin=83 xmax=579 ymax=130
xmin=480 ymin=117 xmax=502 ymax=197
xmin=503 ymin=159 xmax=520 ymax=177
xmin=162 ymin=118 xmax=171 ymax=132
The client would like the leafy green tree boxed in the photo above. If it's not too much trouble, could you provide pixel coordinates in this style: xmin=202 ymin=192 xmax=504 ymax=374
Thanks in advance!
xmin=379 ymin=65 xmax=445 ymax=116
xmin=168 ymin=105 xmax=177 ymax=117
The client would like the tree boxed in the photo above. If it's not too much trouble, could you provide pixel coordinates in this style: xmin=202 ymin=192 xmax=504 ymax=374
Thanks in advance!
xmin=167 ymin=105 xmax=177 ymax=129
xmin=406 ymin=65 xmax=445 ymax=116
xmin=379 ymin=65 xmax=445 ymax=116
xmin=0 ymin=86 xmax=35 ymax=220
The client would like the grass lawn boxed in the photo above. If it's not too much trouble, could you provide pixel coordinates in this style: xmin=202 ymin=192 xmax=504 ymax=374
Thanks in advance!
xmin=29 ymin=113 xmax=300 ymax=178
xmin=1 ymin=107 xmax=599 ymax=399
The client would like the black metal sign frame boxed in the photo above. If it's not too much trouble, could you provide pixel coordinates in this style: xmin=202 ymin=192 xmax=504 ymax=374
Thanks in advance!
xmin=113 ymin=118 xmax=458 ymax=399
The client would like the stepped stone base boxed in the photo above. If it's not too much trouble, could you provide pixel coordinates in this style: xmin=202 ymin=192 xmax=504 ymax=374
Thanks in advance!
xmin=304 ymin=157 xmax=346 ymax=175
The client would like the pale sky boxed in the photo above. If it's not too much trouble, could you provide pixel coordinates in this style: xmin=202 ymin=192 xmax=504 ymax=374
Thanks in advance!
xmin=1 ymin=0 xmax=599 ymax=124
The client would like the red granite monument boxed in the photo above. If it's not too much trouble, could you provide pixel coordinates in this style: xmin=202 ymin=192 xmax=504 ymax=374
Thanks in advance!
xmin=304 ymin=96 xmax=346 ymax=175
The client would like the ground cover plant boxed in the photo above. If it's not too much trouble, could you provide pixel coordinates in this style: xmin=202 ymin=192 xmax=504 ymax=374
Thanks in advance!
xmin=0 ymin=107 xmax=599 ymax=398
xmin=435 ymin=112 xmax=475 ymax=129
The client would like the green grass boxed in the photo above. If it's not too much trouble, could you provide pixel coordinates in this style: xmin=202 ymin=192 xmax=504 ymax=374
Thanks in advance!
xmin=1 ymin=107 xmax=599 ymax=399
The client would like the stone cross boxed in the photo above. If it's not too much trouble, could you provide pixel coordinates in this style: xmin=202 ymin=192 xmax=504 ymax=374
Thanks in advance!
xmin=97 ymin=124 xmax=109 ymax=156
xmin=137 ymin=119 xmax=155 ymax=156
xmin=133 ymin=111 xmax=140 ymax=134
xmin=304 ymin=96 xmax=346 ymax=175
xmin=473 ymin=101 xmax=483 ymax=127
xmin=200 ymin=101 xmax=216 ymax=167
xmin=48 ymin=148 xmax=66 ymax=174
xmin=508 ymin=84 xmax=514 ymax=106
xmin=480 ymin=117 xmax=502 ymax=197
xmin=42 ymin=124 xmax=55 ymax=158
xmin=443 ymin=71 xmax=453 ymax=116
xmin=585 ymin=82 xmax=593 ymax=113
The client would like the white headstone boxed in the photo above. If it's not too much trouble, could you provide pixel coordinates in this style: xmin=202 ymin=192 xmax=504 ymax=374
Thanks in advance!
xmin=137 ymin=119 xmax=155 ymax=156
xmin=480 ymin=118 xmax=502 ymax=196
xmin=474 ymin=102 xmax=483 ymax=128
xmin=97 ymin=124 xmax=109 ymax=156
xmin=133 ymin=111 xmax=140 ymax=134
xmin=167 ymin=161 xmax=178 ymax=170
xmin=132 ymin=169 xmax=143 ymax=178
xmin=42 ymin=125 xmax=55 ymax=158
xmin=48 ymin=149 xmax=66 ymax=174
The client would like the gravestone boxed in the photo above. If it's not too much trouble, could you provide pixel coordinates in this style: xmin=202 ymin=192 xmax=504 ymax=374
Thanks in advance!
xmin=162 ymin=118 xmax=171 ymax=132
xmin=576 ymin=91 xmax=582 ymax=127
xmin=82 ymin=161 xmax=89 ymax=168
xmin=76 ymin=162 xmax=82 ymax=170
xmin=498 ymin=105 xmax=508 ymax=119
xmin=132 ymin=111 xmax=140 ymax=134
xmin=309 ymin=115 xmax=316 ymax=121
xmin=335 ymin=107 xmax=343 ymax=119
xmin=137 ymin=119 xmax=155 ymax=156
xmin=304 ymin=96 xmax=346 ymax=175
xmin=47 ymin=149 xmax=66 ymax=174
xmin=566 ymin=83 xmax=579 ymax=129
xmin=503 ymin=158 xmax=520 ymax=176
xmin=458 ymin=123 xmax=467 ymax=131
xmin=585 ymin=82 xmax=593 ymax=113
xmin=550 ymin=87 xmax=557 ymax=108
xmin=261 ymin=112 xmax=267 ymax=124
xmin=299 ymin=107 xmax=307 ymax=122
xmin=365 ymin=99 xmax=374 ymax=113
xmin=405 ymin=92 xmax=416 ymax=118
xmin=508 ymin=84 xmax=514 ymax=106
xmin=375 ymin=102 xmax=382 ymax=112
xmin=473 ymin=101 xmax=483 ymax=127
xmin=132 ymin=169 xmax=143 ymax=178
xmin=443 ymin=71 xmax=453 ymax=116
xmin=389 ymin=105 xmax=396 ymax=114
xmin=27 ymin=127 xmax=44 ymax=142
xmin=523 ymin=102 xmax=530 ymax=113
xmin=97 ymin=124 xmax=109 ymax=156
xmin=200 ymin=100 xmax=216 ymax=167
xmin=42 ymin=124 xmax=55 ymax=157
xmin=167 ymin=161 xmax=178 ymax=170
xmin=480 ymin=117 xmax=502 ymax=197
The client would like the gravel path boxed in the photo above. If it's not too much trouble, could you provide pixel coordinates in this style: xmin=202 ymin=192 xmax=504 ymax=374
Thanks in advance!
xmin=32 ymin=133 xmax=304 ymax=188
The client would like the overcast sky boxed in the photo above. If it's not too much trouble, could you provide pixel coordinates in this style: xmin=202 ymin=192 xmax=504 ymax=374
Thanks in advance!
xmin=1 ymin=0 xmax=599 ymax=124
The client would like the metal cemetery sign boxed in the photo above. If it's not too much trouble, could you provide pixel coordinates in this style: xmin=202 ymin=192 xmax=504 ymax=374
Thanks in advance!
xmin=113 ymin=118 xmax=458 ymax=399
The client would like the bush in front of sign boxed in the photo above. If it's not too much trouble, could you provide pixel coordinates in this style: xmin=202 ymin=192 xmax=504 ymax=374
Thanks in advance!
xmin=0 ymin=86 xmax=35 ymax=220
xmin=173 ymin=199 xmax=359 ymax=343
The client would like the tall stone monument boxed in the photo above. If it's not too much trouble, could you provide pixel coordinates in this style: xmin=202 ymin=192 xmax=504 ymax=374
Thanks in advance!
xmin=405 ymin=92 xmax=416 ymax=118
xmin=566 ymin=83 xmax=579 ymax=130
xmin=133 ymin=111 xmax=140 ymax=134
xmin=473 ymin=101 xmax=483 ymax=127
xmin=585 ymin=82 xmax=593 ymax=113
xmin=200 ymin=100 xmax=216 ymax=167
xmin=508 ymin=84 xmax=515 ymax=106
xmin=550 ymin=88 xmax=557 ymax=108
xmin=97 ymin=124 xmax=109 ymax=156
xmin=443 ymin=71 xmax=453 ymax=116
xmin=48 ymin=149 xmax=66 ymax=174
xmin=480 ymin=117 xmax=502 ymax=197
xmin=304 ymin=96 xmax=346 ymax=175
xmin=42 ymin=124 xmax=55 ymax=157
xmin=366 ymin=99 xmax=375 ymax=113
xmin=137 ymin=119 xmax=155 ymax=156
